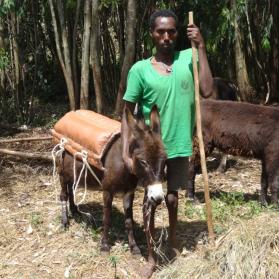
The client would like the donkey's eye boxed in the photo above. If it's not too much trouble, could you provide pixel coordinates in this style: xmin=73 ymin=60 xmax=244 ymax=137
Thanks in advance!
xmin=139 ymin=159 xmax=148 ymax=167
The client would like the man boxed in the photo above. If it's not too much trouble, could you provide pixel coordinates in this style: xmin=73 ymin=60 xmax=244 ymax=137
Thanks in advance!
xmin=123 ymin=9 xmax=213 ymax=263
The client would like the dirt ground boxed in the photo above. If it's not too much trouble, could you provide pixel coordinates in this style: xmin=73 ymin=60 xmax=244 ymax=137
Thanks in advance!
xmin=0 ymin=128 xmax=263 ymax=279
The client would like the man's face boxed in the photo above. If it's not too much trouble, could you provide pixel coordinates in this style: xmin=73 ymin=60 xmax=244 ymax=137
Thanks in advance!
xmin=150 ymin=16 xmax=178 ymax=54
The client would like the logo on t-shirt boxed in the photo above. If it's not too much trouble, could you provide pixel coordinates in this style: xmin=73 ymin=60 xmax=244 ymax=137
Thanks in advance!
xmin=181 ymin=80 xmax=189 ymax=91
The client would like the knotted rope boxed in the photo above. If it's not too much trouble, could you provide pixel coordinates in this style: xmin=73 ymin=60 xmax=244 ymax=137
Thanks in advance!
xmin=72 ymin=149 xmax=102 ymax=222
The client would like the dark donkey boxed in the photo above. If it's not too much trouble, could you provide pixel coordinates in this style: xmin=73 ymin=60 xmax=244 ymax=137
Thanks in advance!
xmin=209 ymin=77 xmax=239 ymax=173
xmin=187 ymin=100 xmax=279 ymax=205
xmin=186 ymin=78 xmax=239 ymax=201
xmin=57 ymin=106 xmax=167 ymax=257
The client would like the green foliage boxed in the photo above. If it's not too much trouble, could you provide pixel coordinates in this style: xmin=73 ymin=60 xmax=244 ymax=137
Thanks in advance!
xmin=0 ymin=48 xmax=9 ymax=70
xmin=0 ymin=0 xmax=15 ymax=16
xmin=261 ymin=15 xmax=273 ymax=52
xmin=109 ymin=255 xmax=118 ymax=267
xmin=0 ymin=0 xmax=277 ymax=123
xmin=184 ymin=202 xmax=206 ymax=220
xmin=100 ymin=0 xmax=120 ymax=9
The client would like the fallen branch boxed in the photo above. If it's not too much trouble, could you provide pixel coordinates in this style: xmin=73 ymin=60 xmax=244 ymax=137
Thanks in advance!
xmin=0 ymin=136 xmax=52 ymax=144
xmin=0 ymin=148 xmax=52 ymax=161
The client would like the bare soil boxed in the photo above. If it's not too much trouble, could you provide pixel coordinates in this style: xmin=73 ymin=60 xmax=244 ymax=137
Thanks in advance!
xmin=0 ymin=128 xmax=264 ymax=279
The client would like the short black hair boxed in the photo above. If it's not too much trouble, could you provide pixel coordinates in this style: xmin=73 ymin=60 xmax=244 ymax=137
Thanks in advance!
xmin=149 ymin=9 xmax=178 ymax=30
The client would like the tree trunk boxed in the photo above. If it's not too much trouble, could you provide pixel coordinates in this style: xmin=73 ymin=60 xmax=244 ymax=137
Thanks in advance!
xmin=80 ymin=0 xmax=92 ymax=109
xmin=115 ymin=0 xmax=137 ymax=116
xmin=72 ymin=0 xmax=81 ymax=108
xmin=0 ymin=18 xmax=6 ymax=112
xmin=48 ymin=0 xmax=76 ymax=110
xmin=10 ymin=11 xmax=22 ymax=118
xmin=269 ymin=0 xmax=279 ymax=102
xmin=91 ymin=0 xmax=103 ymax=113
xmin=232 ymin=0 xmax=253 ymax=102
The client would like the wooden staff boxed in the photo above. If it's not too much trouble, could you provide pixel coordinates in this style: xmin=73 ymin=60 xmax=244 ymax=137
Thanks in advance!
xmin=188 ymin=11 xmax=215 ymax=241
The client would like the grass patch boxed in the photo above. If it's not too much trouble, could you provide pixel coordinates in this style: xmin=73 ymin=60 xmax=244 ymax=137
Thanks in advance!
xmin=185 ymin=192 xmax=276 ymax=234
xmin=156 ymin=212 xmax=279 ymax=279
xmin=30 ymin=212 xmax=43 ymax=228
xmin=90 ymin=227 xmax=101 ymax=241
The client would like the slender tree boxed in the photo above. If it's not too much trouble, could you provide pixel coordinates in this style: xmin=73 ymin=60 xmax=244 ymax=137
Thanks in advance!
xmin=80 ymin=0 xmax=92 ymax=109
xmin=91 ymin=0 xmax=103 ymax=113
xmin=232 ymin=0 xmax=253 ymax=102
xmin=72 ymin=0 xmax=81 ymax=108
xmin=48 ymin=0 xmax=76 ymax=110
xmin=115 ymin=0 xmax=137 ymax=116
xmin=269 ymin=0 xmax=279 ymax=102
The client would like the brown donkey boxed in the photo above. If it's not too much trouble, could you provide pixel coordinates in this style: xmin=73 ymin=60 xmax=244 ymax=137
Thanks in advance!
xmin=57 ymin=106 xmax=167 ymax=259
xmin=188 ymin=100 xmax=279 ymax=206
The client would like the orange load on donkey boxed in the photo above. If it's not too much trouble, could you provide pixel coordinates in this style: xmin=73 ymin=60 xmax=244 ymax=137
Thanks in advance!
xmin=51 ymin=110 xmax=121 ymax=170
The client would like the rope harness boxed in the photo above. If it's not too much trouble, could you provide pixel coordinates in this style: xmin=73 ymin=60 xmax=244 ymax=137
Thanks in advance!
xmin=51 ymin=138 xmax=102 ymax=221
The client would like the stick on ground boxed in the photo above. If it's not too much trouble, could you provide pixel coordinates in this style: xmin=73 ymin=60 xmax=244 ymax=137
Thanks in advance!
xmin=0 ymin=148 xmax=52 ymax=162
xmin=0 ymin=136 xmax=52 ymax=144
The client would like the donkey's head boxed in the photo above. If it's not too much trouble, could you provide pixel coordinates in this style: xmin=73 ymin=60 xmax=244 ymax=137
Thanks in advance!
xmin=122 ymin=106 xmax=167 ymax=206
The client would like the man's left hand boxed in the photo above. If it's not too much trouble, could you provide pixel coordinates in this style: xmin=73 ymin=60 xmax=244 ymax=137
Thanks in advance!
xmin=187 ymin=24 xmax=205 ymax=48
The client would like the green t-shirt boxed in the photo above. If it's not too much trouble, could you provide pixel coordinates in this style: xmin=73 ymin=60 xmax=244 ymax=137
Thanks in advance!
xmin=123 ymin=49 xmax=196 ymax=158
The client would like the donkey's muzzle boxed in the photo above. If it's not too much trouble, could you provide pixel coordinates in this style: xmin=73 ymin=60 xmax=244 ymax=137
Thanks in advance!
xmin=147 ymin=183 xmax=165 ymax=206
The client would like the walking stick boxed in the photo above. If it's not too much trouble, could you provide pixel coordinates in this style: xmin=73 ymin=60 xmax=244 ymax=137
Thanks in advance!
xmin=188 ymin=11 xmax=215 ymax=241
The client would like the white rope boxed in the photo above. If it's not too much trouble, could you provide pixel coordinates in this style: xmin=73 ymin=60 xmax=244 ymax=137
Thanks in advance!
xmin=72 ymin=149 xmax=101 ymax=222
xmin=51 ymin=137 xmax=67 ymax=202
xmin=83 ymin=158 xmax=102 ymax=186
xmin=145 ymin=201 xmax=169 ymax=262
xmin=72 ymin=150 xmax=87 ymax=205
xmin=51 ymin=138 xmax=101 ymax=224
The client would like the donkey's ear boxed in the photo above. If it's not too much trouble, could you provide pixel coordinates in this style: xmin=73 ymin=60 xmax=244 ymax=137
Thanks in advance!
xmin=124 ymin=106 xmax=144 ymax=138
xmin=121 ymin=107 xmax=134 ymax=171
xmin=121 ymin=107 xmax=144 ymax=172
xmin=150 ymin=105 xmax=161 ymax=135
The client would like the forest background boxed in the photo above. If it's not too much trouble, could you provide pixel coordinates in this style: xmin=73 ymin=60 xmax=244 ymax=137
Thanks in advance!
xmin=0 ymin=0 xmax=278 ymax=125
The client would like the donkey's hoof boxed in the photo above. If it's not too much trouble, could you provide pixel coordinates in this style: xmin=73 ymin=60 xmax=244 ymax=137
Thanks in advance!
xmin=61 ymin=214 xmax=69 ymax=228
xmin=259 ymin=197 xmax=268 ymax=207
xmin=186 ymin=196 xmax=200 ymax=205
xmin=69 ymin=205 xmax=79 ymax=216
xmin=100 ymin=242 xmax=111 ymax=254
xmin=138 ymin=262 xmax=155 ymax=279
xmin=131 ymin=245 xmax=141 ymax=257
xmin=270 ymin=202 xmax=279 ymax=210
xmin=217 ymin=166 xmax=226 ymax=173
xmin=167 ymin=247 xmax=180 ymax=261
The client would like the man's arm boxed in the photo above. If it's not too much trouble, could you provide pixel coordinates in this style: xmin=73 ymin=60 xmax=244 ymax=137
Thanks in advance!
xmin=187 ymin=24 xmax=213 ymax=98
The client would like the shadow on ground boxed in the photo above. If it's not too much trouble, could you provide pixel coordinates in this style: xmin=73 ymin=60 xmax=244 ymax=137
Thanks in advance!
xmin=68 ymin=201 xmax=208 ymax=264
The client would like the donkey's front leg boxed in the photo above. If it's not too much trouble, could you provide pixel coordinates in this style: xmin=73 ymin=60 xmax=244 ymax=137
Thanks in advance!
xmin=101 ymin=190 xmax=113 ymax=253
xmin=259 ymin=160 xmax=268 ymax=206
xmin=269 ymin=170 xmax=279 ymax=206
xmin=139 ymin=192 xmax=157 ymax=279
xmin=123 ymin=191 xmax=141 ymax=255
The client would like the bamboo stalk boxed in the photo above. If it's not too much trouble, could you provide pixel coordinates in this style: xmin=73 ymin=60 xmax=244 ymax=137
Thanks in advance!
xmin=188 ymin=11 xmax=215 ymax=241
